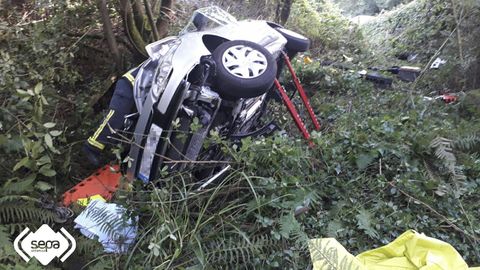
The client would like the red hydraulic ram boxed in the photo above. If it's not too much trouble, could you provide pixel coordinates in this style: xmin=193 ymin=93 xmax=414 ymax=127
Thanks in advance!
xmin=282 ymin=52 xmax=321 ymax=131
xmin=274 ymin=79 xmax=311 ymax=142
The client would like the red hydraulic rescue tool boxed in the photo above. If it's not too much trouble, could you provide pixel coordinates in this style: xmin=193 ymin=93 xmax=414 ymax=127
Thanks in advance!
xmin=273 ymin=52 xmax=321 ymax=145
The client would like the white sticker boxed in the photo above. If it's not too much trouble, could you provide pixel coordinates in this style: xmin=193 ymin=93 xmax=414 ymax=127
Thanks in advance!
xmin=138 ymin=124 xmax=163 ymax=182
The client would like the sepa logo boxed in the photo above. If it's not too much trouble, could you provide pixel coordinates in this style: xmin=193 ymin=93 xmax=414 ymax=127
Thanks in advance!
xmin=14 ymin=224 xmax=76 ymax=266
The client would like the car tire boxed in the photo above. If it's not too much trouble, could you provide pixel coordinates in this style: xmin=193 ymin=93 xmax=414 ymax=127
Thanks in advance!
xmin=275 ymin=27 xmax=310 ymax=53
xmin=212 ymin=40 xmax=277 ymax=99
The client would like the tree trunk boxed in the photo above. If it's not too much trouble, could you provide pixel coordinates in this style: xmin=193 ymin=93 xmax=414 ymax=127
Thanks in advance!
xmin=155 ymin=0 xmax=174 ymax=38
xmin=97 ymin=0 xmax=122 ymax=68
xmin=279 ymin=0 xmax=293 ymax=25
xmin=119 ymin=0 xmax=147 ymax=57
xmin=275 ymin=0 xmax=294 ymax=25
xmin=275 ymin=0 xmax=282 ymax=23
xmin=131 ymin=0 xmax=146 ymax=38
xmin=144 ymin=0 xmax=160 ymax=40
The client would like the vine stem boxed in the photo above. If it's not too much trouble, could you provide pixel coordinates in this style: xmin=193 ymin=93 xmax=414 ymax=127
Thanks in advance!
xmin=387 ymin=180 xmax=480 ymax=253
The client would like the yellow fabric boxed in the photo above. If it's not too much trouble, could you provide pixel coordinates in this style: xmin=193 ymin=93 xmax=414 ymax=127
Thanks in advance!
xmin=304 ymin=56 xmax=313 ymax=64
xmin=309 ymin=230 xmax=479 ymax=270
xmin=87 ymin=109 xmax=115 ymax=150
xmin=76 ymin=194 xmax=106 ymax=206
xmin=122 ymin=71 xmax=135 ymax=85
xmin=357 ymin=230 xmax=470 ymax=270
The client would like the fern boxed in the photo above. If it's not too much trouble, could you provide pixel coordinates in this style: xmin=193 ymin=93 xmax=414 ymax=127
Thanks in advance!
xmin=279 ymin=214 xmax=308 ymax=244
xmin=88 ymin=258 xmax=114 ymax=270
xmin=0 ymin=224 xmax=50 ymax=270
xmin=0 ymin=203 xmax=56 ymax=225
xmin=78 ymin=200 xmax=137 ymax=254
xmin=454 ymin=133 xmax=480 ymax=152
xmin=0 ymin=225 xmax=11 ymax=249
xmin=76 ymin=237 xmax=103 ymax=256
xmin=429 ymin=136 xmax=466 ymax=180
xmin=0 ymin=178 xmax=35 ymax=195
xmin=204 ymin=235 xmax=278 ymax=267
xmin=309 ymin=238 xmax=362 ymax=270
xmin=83 ymin=202 xmax=132 ymax=237
xmin=0 ymin=180 xmax=57 ymax=239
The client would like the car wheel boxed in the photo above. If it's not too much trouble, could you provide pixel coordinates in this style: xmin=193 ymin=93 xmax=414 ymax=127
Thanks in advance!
xmin=212 ymin=40 xmax=277 ymax=99
xmin=275 ymin=27 xmax=310 ymax=53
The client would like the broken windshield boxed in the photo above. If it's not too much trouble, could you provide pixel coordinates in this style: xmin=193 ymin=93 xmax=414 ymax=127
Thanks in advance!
xmin=180 ymin=6 xmax=237 ymax=34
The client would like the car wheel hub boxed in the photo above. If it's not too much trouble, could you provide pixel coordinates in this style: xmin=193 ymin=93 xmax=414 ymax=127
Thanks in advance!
xmin=222 ymin=45 xmax=268 ymax=79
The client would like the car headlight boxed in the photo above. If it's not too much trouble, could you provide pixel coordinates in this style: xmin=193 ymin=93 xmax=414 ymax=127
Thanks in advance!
xmin=150 ymin=40 xmax=180 ymax=99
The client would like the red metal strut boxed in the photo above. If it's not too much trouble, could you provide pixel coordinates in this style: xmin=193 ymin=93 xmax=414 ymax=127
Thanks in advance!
xmin=282 ymin=52 xmax=321 ymax=131
xmin=274 ymin=79 xmax=311 ymax=142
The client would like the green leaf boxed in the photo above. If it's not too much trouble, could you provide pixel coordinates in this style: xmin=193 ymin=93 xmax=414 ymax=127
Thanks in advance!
xmin=43 ymin=122 xmax=56 ymax=129
xmin=49 ymin=130 xmax=62 ymax=137
xmin=34 ymin=82 xmax=43 ymax=94
xmin=36 ymin=155 xmax=51 ymax=166
xmin=41 ymin=94 xmax=49 ymax=105
xmin=356 ymin=209 xmax=378 ymax=239
xmin=13 ymin=157 xmax=34 ymax=171
xmin=279 ymin=214 xmax=301 ymax=239
xmin=44 ymin=133 xmax=53 ymax=149
xmin=356 ymin=153 xmax=376 ymax=170
xmin=25 ymin=173 xmax=37 ymax=182
xmin=16 ymin=89 xmax=34 ymax=97
xmin=35 ymin=181 xmax=53 ymax=191
xmin=31 ymin=141 xmax=45 ymax=158
xmin=326 ymin=220 xmax=343 ymax=237
xmin=0 ymin=225 xmax=12 ymax=250
xmin=39 ymin=164 xmax=56 ymax=177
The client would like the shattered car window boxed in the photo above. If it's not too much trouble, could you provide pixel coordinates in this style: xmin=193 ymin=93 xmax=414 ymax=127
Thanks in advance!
xmin=180 ymin=6 xmax=237 ymax=34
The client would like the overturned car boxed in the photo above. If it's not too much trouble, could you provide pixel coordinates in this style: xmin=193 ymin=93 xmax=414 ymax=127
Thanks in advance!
xmin=89 ymin=6 xmax=318 ymax=186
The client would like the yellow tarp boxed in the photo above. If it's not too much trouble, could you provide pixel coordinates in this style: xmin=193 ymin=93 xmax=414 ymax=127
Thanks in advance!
xmin=76 ymin=194 xmax=106 ymax=206
xmin=309 ymin=230 xmax=479 ymax=270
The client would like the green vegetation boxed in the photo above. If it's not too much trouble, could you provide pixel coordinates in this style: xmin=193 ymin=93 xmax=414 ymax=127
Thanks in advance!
xmin=1 ymin=0 xmax=479 ymax=269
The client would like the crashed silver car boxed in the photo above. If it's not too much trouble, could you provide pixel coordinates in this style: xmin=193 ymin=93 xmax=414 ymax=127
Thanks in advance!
xmin=125 ymin=6 xmax=312 ymax=184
